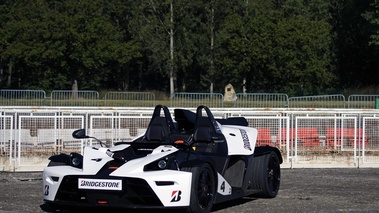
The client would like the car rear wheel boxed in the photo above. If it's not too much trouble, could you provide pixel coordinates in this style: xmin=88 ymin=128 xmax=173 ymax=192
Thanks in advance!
xmin=182 ymin=163 xmax=216 ymax=213
xmin=250 ymin=151 xmax=281 ymax=198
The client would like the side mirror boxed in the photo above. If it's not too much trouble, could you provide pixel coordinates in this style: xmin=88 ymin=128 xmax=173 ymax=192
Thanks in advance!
xmin=72 ymin=129 xmax=107 ymax=147
xmin=72 ymin=129 xmax=89 ymax=139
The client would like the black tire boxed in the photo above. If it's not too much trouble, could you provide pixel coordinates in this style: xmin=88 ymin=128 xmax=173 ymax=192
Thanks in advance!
xmin=250 ymin=151 xmax=281 ymax=198
xmin=182 ymin=163 xmax=216 ymax=213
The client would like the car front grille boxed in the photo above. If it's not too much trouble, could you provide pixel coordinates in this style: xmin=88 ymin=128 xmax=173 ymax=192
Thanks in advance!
xmin=55 ymin=175 xmax=163 ymax=208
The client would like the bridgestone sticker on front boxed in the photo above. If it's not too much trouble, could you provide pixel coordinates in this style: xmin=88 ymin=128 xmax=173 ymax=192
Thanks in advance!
xmin=78 ymin=178 xmax=122 ymax=191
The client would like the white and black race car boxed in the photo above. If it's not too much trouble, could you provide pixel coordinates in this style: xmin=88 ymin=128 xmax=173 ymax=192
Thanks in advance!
xmin=42 ymin=105 xmax=282 ymax=213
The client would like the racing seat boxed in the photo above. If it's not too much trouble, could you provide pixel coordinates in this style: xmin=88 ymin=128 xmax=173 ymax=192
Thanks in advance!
xmin=193 ymin=118 xmax=213 ymax=142
xmin=193 ymin=105 xmax=220 ymax=142
xmin=193 ymin=127 xmax=212 ymax=144
xmin=192 ymin=117 xmax=214 ymax=152
xmin=145 ymin=117 xmax=171 ymax=142
xmin=192 ymin=106 xmax=227 ymax=153
xmin=144 ymin=105 xmax=177 ymax=142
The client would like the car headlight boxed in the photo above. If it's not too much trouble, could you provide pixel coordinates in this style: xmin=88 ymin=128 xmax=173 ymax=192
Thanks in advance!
xmin=157 ymin=159 xmax=167 ymax=169
xmin=71 ymin=157 xmax=81 ymax=166
xmin=69 ymin=153 xmax=83 ymax=168
xmin=144 ymin=156 xmax=178 ymax=171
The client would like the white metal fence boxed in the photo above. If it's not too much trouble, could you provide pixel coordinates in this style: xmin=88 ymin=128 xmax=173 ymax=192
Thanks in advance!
xmin=1 ymin=107 xmax=379 ymax=171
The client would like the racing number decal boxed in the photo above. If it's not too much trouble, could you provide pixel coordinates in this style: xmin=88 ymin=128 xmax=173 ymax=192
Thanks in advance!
xmin=44 ymin=185 xmax=49 ymax=196
xmin=220 ymin=181 xmax=225 ymax=192
xmin=219 ymin=181 xmax=231 ymax=194
xmin=170 ymin=190 xmax=182 ymax=202
xmin=217 ymin=174 xmax=232 ymax=195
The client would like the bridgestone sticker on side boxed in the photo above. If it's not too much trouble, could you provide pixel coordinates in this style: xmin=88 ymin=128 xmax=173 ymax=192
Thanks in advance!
xmin=78 ymin=178 xmax=122 ymax=191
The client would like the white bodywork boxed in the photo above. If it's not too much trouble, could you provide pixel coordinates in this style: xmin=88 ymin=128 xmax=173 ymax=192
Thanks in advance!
xmin=43 ymin=145 xmax=193 ymax=207
xmin=221 ymin=125 xmax=257 ymax=155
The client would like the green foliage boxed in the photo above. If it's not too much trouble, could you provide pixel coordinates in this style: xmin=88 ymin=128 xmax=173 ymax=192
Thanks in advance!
xmin=0 ymin=0 xmax=141 ymax=90
xmin=214 ymin=0 xmax=335 ymax=95
xmin=334 ymin=0 xmax=379 ymax=90
xmin=0 ymin=0 xmax=377 ymax=95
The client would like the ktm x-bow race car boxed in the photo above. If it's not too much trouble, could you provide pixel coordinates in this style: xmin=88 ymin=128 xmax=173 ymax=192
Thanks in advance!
xmin=42 ymin=105 xmax=282 ymax=212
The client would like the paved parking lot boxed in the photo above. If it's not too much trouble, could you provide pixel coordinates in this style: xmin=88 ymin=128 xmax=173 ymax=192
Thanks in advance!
xmin=1 ymin=168 xmax=379 ymax=213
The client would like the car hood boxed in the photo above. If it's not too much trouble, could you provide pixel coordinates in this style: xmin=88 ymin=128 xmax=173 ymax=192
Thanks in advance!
xmin=82 ymin=144 xmax=179 ymax=175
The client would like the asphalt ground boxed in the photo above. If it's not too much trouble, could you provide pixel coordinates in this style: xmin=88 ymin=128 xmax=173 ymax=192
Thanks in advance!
xmin=1 ymin=168 xmax=379 ymax=213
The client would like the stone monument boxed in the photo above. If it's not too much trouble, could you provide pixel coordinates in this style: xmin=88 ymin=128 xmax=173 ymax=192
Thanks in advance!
xmin=224 ymin=83 xmax=237 ymax=101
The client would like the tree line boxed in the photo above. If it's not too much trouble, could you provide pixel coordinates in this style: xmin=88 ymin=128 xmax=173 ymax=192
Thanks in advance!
xmin=1 ymin=0 xmax=379 ymax=97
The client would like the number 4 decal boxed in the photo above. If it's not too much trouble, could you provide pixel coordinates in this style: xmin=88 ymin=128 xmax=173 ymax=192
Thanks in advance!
xmin=220 ymin=181 xmax=225 ymax=192
xmin=217 ymin=173 xmax=232 ymax=195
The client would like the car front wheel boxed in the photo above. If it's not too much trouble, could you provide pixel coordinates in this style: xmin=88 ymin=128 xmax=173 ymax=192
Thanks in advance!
xmin=182 ymin=163 xmax=216 ymax=213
